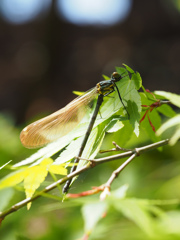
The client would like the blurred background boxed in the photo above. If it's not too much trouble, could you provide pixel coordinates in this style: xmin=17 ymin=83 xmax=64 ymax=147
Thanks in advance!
xmin=0 ymin=0 xmax=180 ymax=125
xmin=1 ymin=1 xmax=180 ymax=239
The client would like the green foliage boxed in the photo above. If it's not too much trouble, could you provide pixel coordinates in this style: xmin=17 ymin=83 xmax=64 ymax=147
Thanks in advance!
xmin=155 ymin=90 xmax=180 ymax=108
xmin=157 ymin=115 xmax=180 ymax=145
xmin=0 ymin=65 xmax=180 ymax=239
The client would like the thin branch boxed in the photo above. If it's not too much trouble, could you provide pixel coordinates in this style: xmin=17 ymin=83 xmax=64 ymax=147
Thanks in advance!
xmin=0 ymin=139 xmax=169 ymax=220
xmin=105 ymin=152 xmax=137 ymax=188
xmin=79 ymin=139 xmax=169 ymax=164
xmin=99 ymin=141 xmax=132 ymax=153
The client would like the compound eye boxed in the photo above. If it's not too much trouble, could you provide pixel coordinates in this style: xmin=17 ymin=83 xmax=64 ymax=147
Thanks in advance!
xmin=112 ymin=72 xmax=120 ymax=80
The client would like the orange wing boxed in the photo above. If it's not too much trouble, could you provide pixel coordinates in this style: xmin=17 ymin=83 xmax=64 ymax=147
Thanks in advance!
xmin=20 ymin=88 xmax=97 ymax=148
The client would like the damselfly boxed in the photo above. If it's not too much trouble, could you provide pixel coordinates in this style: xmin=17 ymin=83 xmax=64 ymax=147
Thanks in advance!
xmin=20 ymin=71 xmax=130 ymax=192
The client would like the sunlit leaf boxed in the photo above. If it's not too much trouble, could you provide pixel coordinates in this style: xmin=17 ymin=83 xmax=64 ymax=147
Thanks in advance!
xmin=122 ymin=64 xmax=135 ymax=74
xmin=122 ymin=64 xmax=142 ymax=90
xmin=169 ymin=127 xmax=180 ymax=145
xmin=86 ymin=124 xmax=106 ymax=159
xmin=54 ymin=137 xmax=84 ymax=165
xmin=0 ymin=169 xmax=27 ymax=189
xmin=132 ymin=72 xmax=142 ymax=90
xmin=106 ymin=120 xmax=124 ymax=133
xmin=156 ymin=114 xmax=180 ymax=145
xmin=48 ymin=165 xmax=67 ymax=175
xmin=157 ymin=114 xmax=180 ymax=135
xmin=154 ymin=91 xmax=180 ymax=108
xmin=157 ymin=104 xmax=176 ymax=118
xmin=24 ymin=158 xmax=54 ymax=209
xmin=140 ymin=92 xmax=153 ymax=105
xmin=115 ymin=66 xmax=128 ymax=76
xmin=114 ymin=72 xmax=141 ymax=137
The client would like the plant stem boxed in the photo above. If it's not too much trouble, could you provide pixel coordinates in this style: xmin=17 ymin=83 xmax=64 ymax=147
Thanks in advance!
xmin=0 ymin=139 xmax=169 ymax=220
xmin=105 ymin=152 xmax=137 ymax=188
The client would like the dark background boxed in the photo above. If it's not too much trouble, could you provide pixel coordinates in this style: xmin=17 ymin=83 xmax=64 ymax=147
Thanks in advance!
xmin=0 ymin=0 xmax=180 ymax=126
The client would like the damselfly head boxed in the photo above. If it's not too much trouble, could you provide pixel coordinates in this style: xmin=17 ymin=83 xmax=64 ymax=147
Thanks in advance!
xmin=111 ymin=72 xmax=121 ymax=82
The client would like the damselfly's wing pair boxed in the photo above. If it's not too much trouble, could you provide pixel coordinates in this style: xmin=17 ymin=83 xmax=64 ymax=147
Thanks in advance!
xmin=20 ymin=88 xmax=97 ymax=148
